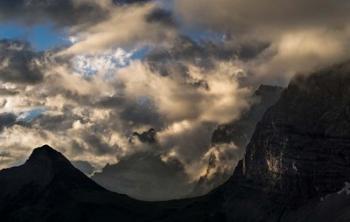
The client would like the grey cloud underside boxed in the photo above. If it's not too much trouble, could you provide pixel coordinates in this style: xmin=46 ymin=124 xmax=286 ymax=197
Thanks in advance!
xmin=0 ymin=0 xmax=167 ymax=29
xmin=0 ymin=88 xmax=19 ymax=96
xmin=174 ymin=0 xmax=350 ymax=85
xmin=176 ymin=0 xmax=350 ymax=34
xmin=144 ymin=36 xmax=271 ymax=82
xmin=131 ymin=128 xmax=157 ymax=144
xmin=0 ymin=0 xmax=107 ymax=27
xmin=0 ymin=40 xmax=44 ymax=84
xmin=0 ymin=112 xmax=34 ymax=132
xmin=113 ymin=0 xmax=151 ymax=5
xmin=146 ymin=36 xmax=269 ymax=75
xmin=0 ymin=113 xmax=17 ymax=132
xmin=145 ymin=8 xmax=175 ymax=26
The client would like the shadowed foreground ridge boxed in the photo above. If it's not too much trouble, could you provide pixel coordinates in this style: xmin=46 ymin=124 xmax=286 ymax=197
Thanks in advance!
xmin=244 ymin=62 xmax=350 ymax=200
xmin=0 ymin=145 xmax=153 ymax=222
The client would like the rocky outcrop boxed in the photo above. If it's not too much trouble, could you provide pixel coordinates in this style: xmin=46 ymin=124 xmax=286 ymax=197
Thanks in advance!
xmin=242 ymin=62 xmax=350 ymax=203
xmin=190 ymin=85 xmax=283 ymax=198
xmin=212 ymin=84 xmax=283 ymax=148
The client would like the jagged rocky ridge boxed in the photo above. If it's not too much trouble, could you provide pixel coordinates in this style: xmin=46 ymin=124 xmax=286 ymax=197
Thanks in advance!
xmin=192 ymin=84 xmax=283 ymax=196
xmin=243 ymin=62 xmax=350 ymax=202
xmin=212 ymin=84 xmax=284 ymax=147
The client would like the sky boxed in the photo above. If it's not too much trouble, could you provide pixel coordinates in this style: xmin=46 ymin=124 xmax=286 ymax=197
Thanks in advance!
xmin=0 ymin=0 xmax=349 ymax=201
xmin=0 ymin=22 xmax=69 ymax=51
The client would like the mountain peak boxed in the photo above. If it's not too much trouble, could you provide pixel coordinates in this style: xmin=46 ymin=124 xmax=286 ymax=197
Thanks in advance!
xmin=0 ymin=145 xmax=105 ymax=203
xmin=31 ymin=144 xmax=61 ymax=156
xmin=26 ymin=144 xmax=70 ymax=166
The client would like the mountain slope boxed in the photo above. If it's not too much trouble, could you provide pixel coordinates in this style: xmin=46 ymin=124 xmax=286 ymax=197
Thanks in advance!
xmin=192 ymin=84 xmax=283 ymax=196
xmin=243 ymin=62 xmax=350 ymax=202
xmin=0 ymin=145 xmax=156 ymax=222
xmin=213 ymin=62 xmax=350 ymax=221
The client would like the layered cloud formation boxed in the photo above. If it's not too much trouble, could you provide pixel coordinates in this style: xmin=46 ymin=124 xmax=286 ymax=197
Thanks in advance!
xmin=175 ymin=0 xmax=350 ymax=83
xmin=0 ymin=0 xmax=349 ymax=200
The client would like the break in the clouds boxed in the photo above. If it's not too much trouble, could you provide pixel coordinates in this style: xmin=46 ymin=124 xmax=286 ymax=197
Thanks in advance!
xmin=0 ymin=0 xmax=349 ymax=201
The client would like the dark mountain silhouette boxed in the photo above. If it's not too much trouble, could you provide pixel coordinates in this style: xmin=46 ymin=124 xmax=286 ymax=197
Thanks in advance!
xmin=0 ymin=145 xmax=176 ymax=222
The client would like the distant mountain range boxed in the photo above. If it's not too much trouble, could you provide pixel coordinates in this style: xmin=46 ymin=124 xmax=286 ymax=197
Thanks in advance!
xmin=2 ymin=62 xmax=350 ymax=221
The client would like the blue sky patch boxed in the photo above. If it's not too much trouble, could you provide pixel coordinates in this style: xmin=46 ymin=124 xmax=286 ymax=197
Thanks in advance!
xmin=17 ymin=107 xmax=46 ymax=123
xmin=0 ymin=22 xmax=69 ymax=51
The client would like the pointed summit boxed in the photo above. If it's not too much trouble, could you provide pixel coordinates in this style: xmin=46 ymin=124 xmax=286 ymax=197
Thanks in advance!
xmin=0 ymin=145 xmax=104 ymax=203
xmin=26 ymin=144 xmax=70 ymax=165
xmin=0 ymin=145 xmax=147 ymax=221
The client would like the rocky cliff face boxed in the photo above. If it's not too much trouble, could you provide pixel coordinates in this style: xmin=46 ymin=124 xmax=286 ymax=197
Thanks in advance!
xmin=243 ymin=62 xmax=350 ymax=203
xmin=192 ymin=85 xmax=283 ymax=197
xmin=212 ymin=84 xmax=283 ymax=148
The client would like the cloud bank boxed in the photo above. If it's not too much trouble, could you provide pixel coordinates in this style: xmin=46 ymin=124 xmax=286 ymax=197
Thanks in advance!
xmin=0 ymin=0 xmax=349 ymax=200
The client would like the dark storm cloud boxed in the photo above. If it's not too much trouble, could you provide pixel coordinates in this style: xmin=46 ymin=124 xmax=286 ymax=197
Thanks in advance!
xmin=94 ymin=95 xmax=164 ymax=128
xmin=32 ymin=113 xmax=77 ymax=131
xmin=119 ymin=102 xmax=164 ymax=128
xmin=0 ymin=0 xmax=108 ymax=27
xmin=0 ymin=151 xmax=12 ymax=158
xmin=95 ymin=96 xmax=125 ymax=109
xmin=0 ymin=88 xmax=19 ymax=96
xmin=0 ymin=113 xmax=17 ymax=132
xmin=174 ymin=0 xmax=350 ymax=84
xmin=113 ymin=0 xmax=151 ymax=5
xmin=146 ymin=36 xmax=268 ymax=74
xmin=83 ymin=133 xmax=116 ymax=156
xmin=175 ymin=0 xmax=350 ymax=35
xmin=0 ymin=40 xmax=44 ymax=84
xmin=131 ymin=128 xmax=157 ymax=144
xmin=146 ymin=8 xmax=175 ymax=26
